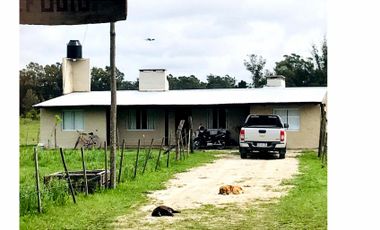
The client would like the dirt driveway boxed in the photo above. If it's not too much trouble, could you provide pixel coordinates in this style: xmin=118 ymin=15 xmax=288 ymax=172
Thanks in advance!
xmin=114 ymin=150 xmax=300 ymax=228
xmin=145 ymin=150 xmax=300 ymax=210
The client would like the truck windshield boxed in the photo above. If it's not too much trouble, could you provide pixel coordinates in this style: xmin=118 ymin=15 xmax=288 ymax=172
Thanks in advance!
xmin=244 ymin=115 xmax=283 ymax=128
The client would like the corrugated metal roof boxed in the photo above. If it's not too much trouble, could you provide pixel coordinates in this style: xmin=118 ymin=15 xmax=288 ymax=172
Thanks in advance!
xmin=34 ymin=87 xmax=327 ymax=107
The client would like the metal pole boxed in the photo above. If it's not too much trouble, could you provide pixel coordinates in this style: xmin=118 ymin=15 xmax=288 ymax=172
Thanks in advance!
xmin=59 ymin=148 xmax=76 ymax=204
xmin=109 ymin=21 xmax=117 ymax=188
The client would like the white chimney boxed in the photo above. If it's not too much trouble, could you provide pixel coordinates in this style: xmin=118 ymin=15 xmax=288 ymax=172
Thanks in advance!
xmin=62 ymin=40 xmax=91 ymax=94
xmin=266 ymin=75 xmax=286 ymax=88
xmin=139 ymin=69 xmax=169 ymax=91
xmin=62 ymin=58 xmax=91 ymax=94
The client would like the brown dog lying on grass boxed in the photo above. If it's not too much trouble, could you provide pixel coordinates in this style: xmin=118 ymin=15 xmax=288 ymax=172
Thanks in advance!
xmin=219 ymin=185 xmax=244 ymax=195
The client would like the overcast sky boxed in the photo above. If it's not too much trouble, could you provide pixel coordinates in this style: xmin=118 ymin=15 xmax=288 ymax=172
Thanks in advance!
xmin=19 ymin=0 xmax=326 ymax=83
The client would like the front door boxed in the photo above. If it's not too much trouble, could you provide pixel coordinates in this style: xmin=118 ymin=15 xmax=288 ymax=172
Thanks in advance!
xmin=175 ymin=108 xmax=192 ymax=131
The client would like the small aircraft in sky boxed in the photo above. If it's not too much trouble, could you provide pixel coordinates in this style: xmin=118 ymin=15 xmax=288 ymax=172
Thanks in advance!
xmin=145 ymin=38 xmax=155 ymax=41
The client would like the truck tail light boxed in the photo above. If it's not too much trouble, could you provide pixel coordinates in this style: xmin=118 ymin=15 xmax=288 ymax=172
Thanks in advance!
xmin=240 ymin=129 xmax=245 ymax=142
xmin=280 ymin=130 xmax=285 ymax=142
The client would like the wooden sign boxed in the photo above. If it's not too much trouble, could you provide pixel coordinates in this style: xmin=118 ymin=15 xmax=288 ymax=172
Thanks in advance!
xmin=20 ymin=0 xmax=127 ymax=25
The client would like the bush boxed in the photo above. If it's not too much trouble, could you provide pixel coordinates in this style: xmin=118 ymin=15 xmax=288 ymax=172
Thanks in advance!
xmin=21 ymin=118 xmax=33 ymax=125
xmin=20 ymin=179 xmax=69 ymax=216
xmin=20 ymin=185 xmax=39 ymax=216
xmin=25 ymin=109 xmax=40 ymax=120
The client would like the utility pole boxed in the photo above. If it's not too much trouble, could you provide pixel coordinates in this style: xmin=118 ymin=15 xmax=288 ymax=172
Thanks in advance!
xmin=109 ymin=22 xmax=117 ymax=188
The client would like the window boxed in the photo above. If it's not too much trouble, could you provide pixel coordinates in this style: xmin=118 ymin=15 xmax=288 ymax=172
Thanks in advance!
xmin=62 ymin=110 xmax=84 ymax=131
xmin=127 ymin=109 xmax=156 ymax=130
xmin=206 ymin=108 xmax=226 ymax=129
xmin=273 ymin=108 xmax=300 ymax=131
xmin=245 ymin=115 xmax=283 ymax=128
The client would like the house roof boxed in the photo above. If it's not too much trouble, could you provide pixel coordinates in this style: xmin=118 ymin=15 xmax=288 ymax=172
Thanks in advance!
xmin=34 ymin=87 xmax=327 ymax=108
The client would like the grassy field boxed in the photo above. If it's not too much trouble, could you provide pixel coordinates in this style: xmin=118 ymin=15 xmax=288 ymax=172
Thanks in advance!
xmin=20 ymin=145 xmax=219 ymax=229
xmin=19 ymin=118 xmax=40 ymax=146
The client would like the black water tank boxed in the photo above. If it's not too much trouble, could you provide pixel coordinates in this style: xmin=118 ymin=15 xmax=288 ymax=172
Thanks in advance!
xmin=67 ymin=40 xmax=82 ymax=59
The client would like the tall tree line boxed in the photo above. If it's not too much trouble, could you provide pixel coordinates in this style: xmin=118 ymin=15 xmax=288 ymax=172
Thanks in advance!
xmin=244 ymin=38 xmax=327 ymax=88
xmin=19 ymin=63 xmax=139 ymax=118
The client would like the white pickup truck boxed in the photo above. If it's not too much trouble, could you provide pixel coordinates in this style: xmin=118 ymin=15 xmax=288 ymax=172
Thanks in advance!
xmin=239 ymin=114 xmax=288 ymax=159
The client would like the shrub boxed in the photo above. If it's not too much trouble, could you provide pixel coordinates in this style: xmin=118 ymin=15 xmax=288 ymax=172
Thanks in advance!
xmin=20 ymin=179 xmax=70 ymax=216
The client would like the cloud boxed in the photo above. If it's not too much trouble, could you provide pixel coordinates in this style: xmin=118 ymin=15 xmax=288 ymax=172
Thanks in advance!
xmin=19 ymin=0 xmax=326 ymax=83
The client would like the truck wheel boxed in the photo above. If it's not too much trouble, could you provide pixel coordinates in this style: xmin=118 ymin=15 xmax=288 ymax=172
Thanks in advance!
xmin=240 ymin=147 xmax=248 ymax=159
xmin=279 ymin=149 xmax=286 ymax=159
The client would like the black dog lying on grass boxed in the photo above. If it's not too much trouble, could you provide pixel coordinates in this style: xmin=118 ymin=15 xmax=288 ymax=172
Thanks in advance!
xmin=151 ymin=205 xmax=181 ymax=217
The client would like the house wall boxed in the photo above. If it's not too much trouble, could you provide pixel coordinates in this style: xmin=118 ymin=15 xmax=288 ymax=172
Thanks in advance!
xmin=39 ymin=107 xmax=107 ymax=148
xmin=117 ymin=108 xmax=166 ymax=146
xmin=39 ymin=103 xmax=321 ymax=149
xmin=250 ymin=103 xmax=321 ymax=149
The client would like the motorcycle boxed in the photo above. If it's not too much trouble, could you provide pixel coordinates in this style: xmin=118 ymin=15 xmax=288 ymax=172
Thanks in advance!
xmin=193 ymin=126 xmax=231 ymax=150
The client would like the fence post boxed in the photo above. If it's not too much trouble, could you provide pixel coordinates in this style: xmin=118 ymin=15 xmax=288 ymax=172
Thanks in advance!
xmin=26 ymin=127 xmax=29 ymax=146
xmin=142 ymin=139 xmax=154 ymax=174
xmin=318 ymin=104 xmax=326 ymax=157
xmin=104 ymin=141 xmax=108 ymax=188
xmin=167 ymin=146 xmax=170 ymax=168
xmin=155 ymin=137 xmax=165 ymax=171
xmin=59 ymin=148 xmax=76 ymax=204
xmin=175 ymin=120 xmax=185 ymax=161
xmin=34 ymin=147 xmax=42 ymax=213
xmin=80 ymin=147 xmax=88 ymax=196
xmin=133 ymin=140 xmax=141 ymax=179
xmin=188 ymin=116 xmax=194 ymax=153
xmin=118 ymin=139 xmax=125 ymax=184
xmin=37 ymin=130 xmax=40 ymax=146
xmin=179 ymin=131 xmax=184 ymax=160
xmin=188 ymin=129 xmax=191 ymax=156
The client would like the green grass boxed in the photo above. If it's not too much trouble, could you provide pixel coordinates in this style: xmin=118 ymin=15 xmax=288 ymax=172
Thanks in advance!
xmin=19 ymin=118 xmax=40 ymax=146
xmin=235 ymin=151 xmax=327 ymax=230
xmin=258 ymin=152 xmax=327 ymax=229
xmin=19 ymin=145 xmax=219 ymax=229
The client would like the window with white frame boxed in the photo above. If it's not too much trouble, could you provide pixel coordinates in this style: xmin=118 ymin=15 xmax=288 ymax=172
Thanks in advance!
xmin=62 ymin=110 xmax=84 ymax=131
xmin=127 ymin=109 xmax=156 ymax=130
xmin=273 ymin=108 xmax=300 ymax=131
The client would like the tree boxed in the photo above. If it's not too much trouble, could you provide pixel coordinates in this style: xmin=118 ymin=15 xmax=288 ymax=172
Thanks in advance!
xmin=236 ymin=80 xmax=248 ymax=88
xmin=167 ymin=74 xmax=206 ymax=89
xmin=274 ymin=53 xmax=315 ymax=87
xmin=38 ymin=63 xmax=62 ymax=101
xmin=91 ymin=66 xmax=126 ymax=91
xmin=244 ymin=54 xmax=267 ymax=88
xmin=20 ymin=62 xmax=43 ymax=115
xmin=120 ymin=78 xmax=139 ymax=90
xmin=206 ymin=74 xmax=236 ymax=89
xmin=19 ymin=62 xmax=62 ymax=116
xmin=311 ymin=38 xmax=327 ymax=86
xmin=21 ymin=89 xmax=39 ymax=117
